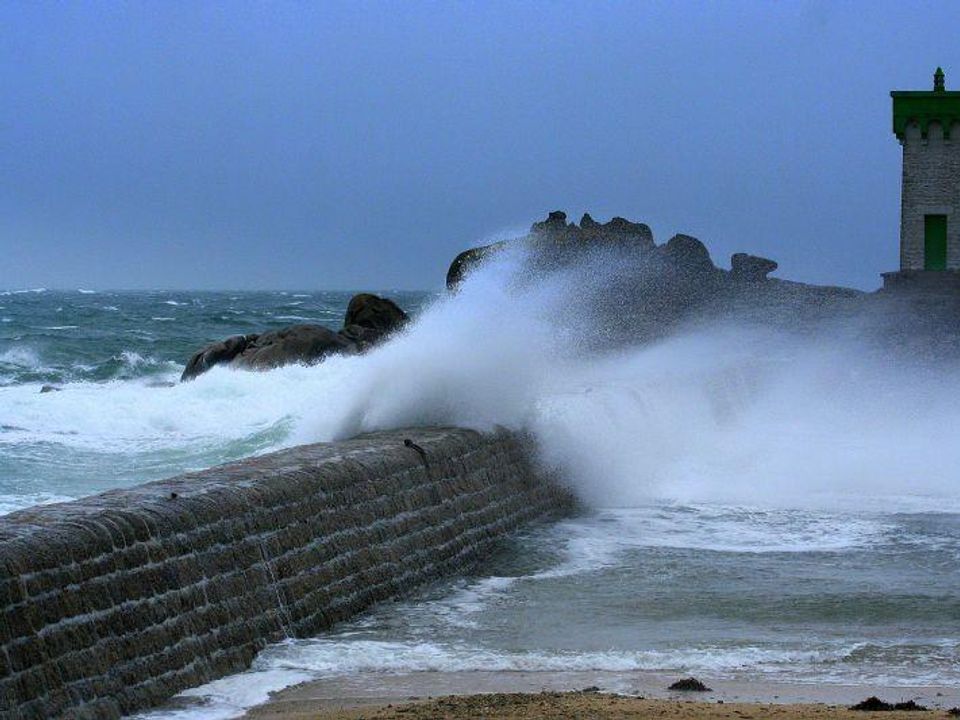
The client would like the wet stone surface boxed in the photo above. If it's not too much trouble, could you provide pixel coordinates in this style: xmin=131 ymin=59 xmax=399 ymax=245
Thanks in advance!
xmin=0 ymin=427 xmax=575 ymax=720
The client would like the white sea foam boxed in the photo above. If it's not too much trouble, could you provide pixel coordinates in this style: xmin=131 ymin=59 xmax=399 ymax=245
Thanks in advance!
xmin=6 ymin=244 xmax=960 ymax=514
xmin=118 ymin=350 xmax=154 ymax=368
xmin=0 ymin=288 xmax=47 ymax=295
xmin=256 ymin=639 xmax=874 ymax=677
xmin=147 ymin=635 xmax=957 ymax=720
xmin=131 ymin=668 xmax=313 ymax=720
xmin=0 ymin=347 xmax=42 ymax=369
xmin=0 ymin=492 xmax=74 ymax=516
xmin=265 ymin=245 xmax=960 ymax=513
xmin=0 ymin=366 xmax=314 ymax=454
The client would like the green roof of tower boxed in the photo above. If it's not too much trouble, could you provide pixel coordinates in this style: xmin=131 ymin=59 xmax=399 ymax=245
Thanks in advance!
xmin=891 ymin=67 xmax=960 ymax=139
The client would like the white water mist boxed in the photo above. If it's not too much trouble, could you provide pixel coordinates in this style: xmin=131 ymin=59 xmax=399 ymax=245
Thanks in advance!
xmin=6 ymin=243 xmax=958 ymax=513
xmin=287 ymin=244 xmax=960 ymax=511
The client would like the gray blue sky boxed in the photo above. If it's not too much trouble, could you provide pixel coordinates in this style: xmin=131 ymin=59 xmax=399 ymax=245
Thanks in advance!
xmin=2 ymin=1 xmax=959 ymax=290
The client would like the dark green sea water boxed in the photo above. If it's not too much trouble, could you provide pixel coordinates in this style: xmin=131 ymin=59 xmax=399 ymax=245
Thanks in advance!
xmin=0 ymin=288 xmax=433 ymax=511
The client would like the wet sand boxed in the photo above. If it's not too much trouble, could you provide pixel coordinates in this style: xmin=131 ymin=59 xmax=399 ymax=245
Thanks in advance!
xmin=245 ymin=691 xmax=955 ymax=719
xmin=243 ymin=671 xmax=960 ymax=719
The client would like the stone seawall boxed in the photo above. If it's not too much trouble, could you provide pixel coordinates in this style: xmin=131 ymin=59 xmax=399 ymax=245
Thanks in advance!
xmin=0 ymin=428 xmax=574 ymax=720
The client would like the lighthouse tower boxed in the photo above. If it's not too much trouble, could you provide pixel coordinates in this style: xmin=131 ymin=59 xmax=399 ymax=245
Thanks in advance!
xmin=884 ymin=68 xmax=960 ymax=290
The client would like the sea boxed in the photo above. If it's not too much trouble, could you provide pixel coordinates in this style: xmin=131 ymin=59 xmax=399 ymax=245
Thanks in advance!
xmin=2 ymin=254 xmax=959 ymax=719
xmin=0 ymin=288 xmax=432 ymax=513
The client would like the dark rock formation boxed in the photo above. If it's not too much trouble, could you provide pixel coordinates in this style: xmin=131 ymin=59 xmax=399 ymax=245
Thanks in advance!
xmin=532 ymin=209 xmax=570 ymax=234
xmin=233 ymin=324 xmax=358 ymax=371
xmin=668 ymin=677 xmax=712 ymax=692
xmin=851 ymin=697 xmax=893 ymax=711
xmin=446 ymin=242 xmax=505 ymax=289
xmin=181 ymin=293 xmax=407 ymax=381
xmin=731 ymin=252 xmax=778 ymax=281
xmin=181 ymin=334 xmax=254 ymax=381
xmin=850 ymin=697 xmax=928 ymax=712
xmin=446 ymin=211 xmax=867 ymax=347
xmin=342 ymin=293 xmax=408 ymax=350
xmin=447 ymin=211 xmax=656 ymax=290
xmin=663 ymin=233 xmax=715 ymax=273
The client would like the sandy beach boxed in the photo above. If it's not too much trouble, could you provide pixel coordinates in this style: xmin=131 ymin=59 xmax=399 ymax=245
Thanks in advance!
xmin=246 ymin=691 xmax=956 ymax=720
xmin=242 ymin=671 xmax=960 ymax=720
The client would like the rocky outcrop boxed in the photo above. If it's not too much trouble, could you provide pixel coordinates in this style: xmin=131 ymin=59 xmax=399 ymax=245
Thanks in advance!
xmin=342 ymin=293 xmax=408 ymax=350
xmin=448 ymin=212 xmax=660 ymax=289
xmin=446 ymin=242 xmax=505 ymax=289
xmin=731 ymin=252 xmax=778 ymax=281
xmin=447 ymin=211 xmax=724 ymax=291
xmin=180 ymin=333 xmax=255 ymax=381
xmin=446 ymin=211 xmax=864 ymax=343
xmin=181 ymin=293 xmax=407 ymax=381
xmin=230 ymin=324 xmax=359 ymax=371
xmin=663 ymin=233 xmax=715 ymax=273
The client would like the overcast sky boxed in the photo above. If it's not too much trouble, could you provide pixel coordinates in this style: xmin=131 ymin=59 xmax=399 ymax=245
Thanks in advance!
xmin=2 ymin=1 xmax=960 ymax=291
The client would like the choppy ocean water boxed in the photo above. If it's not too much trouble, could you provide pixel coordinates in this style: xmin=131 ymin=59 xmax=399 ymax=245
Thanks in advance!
xmin=0 ymin=288 xmax=432 ymax=512
xmin=2 ymin=273 xmax=959 ymax=719
xmin=139 ymin=505 xmax=960 ymax=720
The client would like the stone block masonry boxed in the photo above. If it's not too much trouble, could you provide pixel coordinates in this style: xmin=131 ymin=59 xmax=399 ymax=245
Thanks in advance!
xmin=0 ymin=428 xmax=575 ymax=720
xmin=898 ymin=120 xmax=960 ymax=269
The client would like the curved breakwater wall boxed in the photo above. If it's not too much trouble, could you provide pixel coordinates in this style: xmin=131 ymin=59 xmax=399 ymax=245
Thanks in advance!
xmin=0 ymin=427 xmax=575 ymax=720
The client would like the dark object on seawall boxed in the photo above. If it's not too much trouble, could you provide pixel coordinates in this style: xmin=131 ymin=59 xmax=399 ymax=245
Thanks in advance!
xmin=180 ymin=292 xmax=407 ymax=381
xmin=668 ymin=677 xmax=712 ymax=692
xmin=403 ymin=438 xmax=428 ymax=464
xmin=849 ymin=696 xmax=929 ymax=711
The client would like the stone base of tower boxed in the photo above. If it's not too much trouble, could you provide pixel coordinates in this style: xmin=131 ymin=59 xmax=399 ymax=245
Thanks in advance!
xmin=881 ymin=269 xmax=960 ymax=293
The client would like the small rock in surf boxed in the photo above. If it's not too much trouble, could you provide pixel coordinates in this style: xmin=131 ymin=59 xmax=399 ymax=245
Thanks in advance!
xmin=668 ymin=677 xmax=712 ymax=692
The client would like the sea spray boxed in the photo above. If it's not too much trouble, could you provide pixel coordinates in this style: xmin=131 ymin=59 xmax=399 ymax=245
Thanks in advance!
xmin=4 ymin=251 xmax=960 ymax=514
xmin=45 ymin=251 xmax=953 ymax=719
xmin=287 ymin=243 xmax=960 ymax=511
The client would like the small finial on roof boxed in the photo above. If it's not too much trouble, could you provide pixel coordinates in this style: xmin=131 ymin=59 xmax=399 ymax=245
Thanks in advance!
xmin=934 ymin=67 xmax=945 ymax=92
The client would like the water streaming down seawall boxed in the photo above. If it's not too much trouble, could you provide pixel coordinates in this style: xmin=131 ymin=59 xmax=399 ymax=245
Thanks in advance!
xmin=0 ymin=427 xmax=575 ymax=720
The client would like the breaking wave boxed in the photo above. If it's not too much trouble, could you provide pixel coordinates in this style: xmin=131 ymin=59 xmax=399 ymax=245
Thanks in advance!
xmin=282 ymin=245 xmax=960 ymax=512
